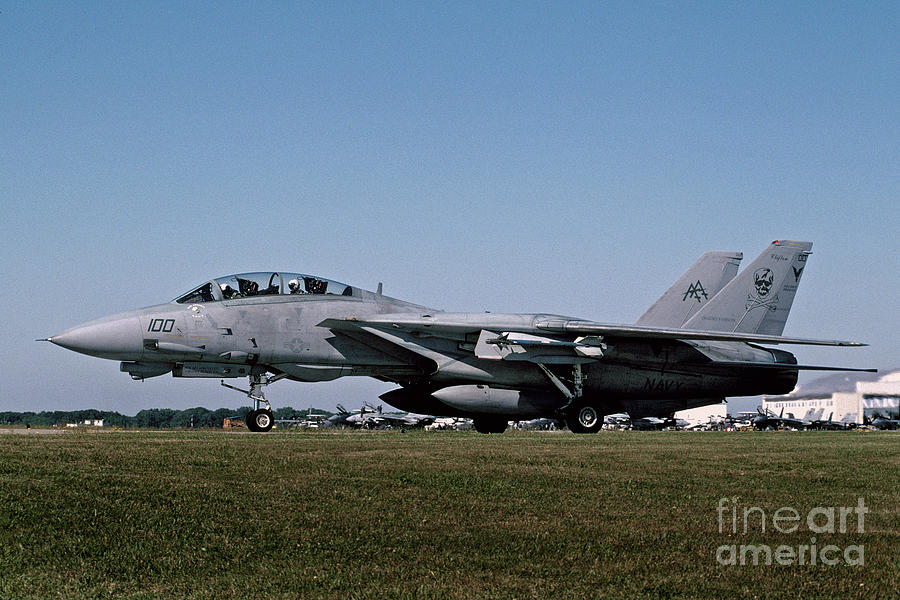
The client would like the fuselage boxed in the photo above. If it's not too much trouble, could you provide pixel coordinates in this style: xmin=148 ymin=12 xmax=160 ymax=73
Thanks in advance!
xmin=49 ymin=272 xmax=798 ymax=421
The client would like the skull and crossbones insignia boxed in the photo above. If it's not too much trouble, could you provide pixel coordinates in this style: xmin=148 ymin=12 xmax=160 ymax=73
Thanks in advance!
xmin=746 ymin=268 xmax=778 ymax=311
xmin=753 ymin=268 xmax=774 ymax=298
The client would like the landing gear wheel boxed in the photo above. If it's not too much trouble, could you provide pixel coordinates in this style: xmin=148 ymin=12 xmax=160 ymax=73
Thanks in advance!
xmin=245 ymin=409 xmax=259 ymax=432
xmin=219 ymin=373 xmax=284 ymax=432
xmin=565 ymin=402 xmax=603 ymax=434
xmin=247 ymin=409 xmax=273 ymax=432
xmin=473 ymin=416 xmax=508 ymax=434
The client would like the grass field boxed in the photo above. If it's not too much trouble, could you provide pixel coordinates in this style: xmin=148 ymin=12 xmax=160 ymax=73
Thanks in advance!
xmin=0 ymin=429 xmax=897 ymax=599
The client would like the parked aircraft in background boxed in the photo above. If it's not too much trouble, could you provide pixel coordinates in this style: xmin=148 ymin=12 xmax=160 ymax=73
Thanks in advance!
xmin=273 ymin=407 xmax=331 ymax=429
xmin=806 ymin=412 xmax=854 ymax=431
xmin=752 ymin=407 xmax=809 ymax=431
xmin=513 ymin=418 xmax=562 ymax=431
xmin=320 ymin=405 xmax=354 ymax=429
xmin=425 ymin=417 xmax=474 ymax=431
xmin=726 ymin=412 xmax=758 ymax=430
xmin=344 ymin=404 xmax=435 ymax=429
xmin=603 ymin=414 xmax=632 ymax=429
xmin=868 ymin=413 xmax=900 ymax=430
xmin=319 ymin=404 xmax=434 ymax=429
xmin=631 ymin=416 xmax=689 ymax=431
xmin=44 ymin=241 xmax=873 ymax=434
xmin=684 ymin=418 xmax=727 ymax=431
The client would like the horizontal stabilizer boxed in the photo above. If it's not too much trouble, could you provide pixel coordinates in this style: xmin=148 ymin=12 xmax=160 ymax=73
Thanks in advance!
xmin=531 ymin=321 xmax=867 ymax=347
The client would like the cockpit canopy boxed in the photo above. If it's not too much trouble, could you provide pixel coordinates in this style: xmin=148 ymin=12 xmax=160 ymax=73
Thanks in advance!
xmin=174 ymin=272 xmax=352 ymax=304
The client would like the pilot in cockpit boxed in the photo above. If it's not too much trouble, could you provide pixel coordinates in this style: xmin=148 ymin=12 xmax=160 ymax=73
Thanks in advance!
xmin=288 ymin=279 xmax=304 ymax=294
xmin=306 ymin=278 xmax=327 ymax=294
xmin=220 ymin=283 xmax=237 ymax=299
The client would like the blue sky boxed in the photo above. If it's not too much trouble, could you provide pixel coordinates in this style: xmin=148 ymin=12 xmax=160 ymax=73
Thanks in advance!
xmin=1 ymin=2 xmax=897 ymax=416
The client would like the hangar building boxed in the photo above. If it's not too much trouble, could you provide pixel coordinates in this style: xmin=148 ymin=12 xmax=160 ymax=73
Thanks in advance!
xmin=763 ymin=369 xmax=900 ymax=424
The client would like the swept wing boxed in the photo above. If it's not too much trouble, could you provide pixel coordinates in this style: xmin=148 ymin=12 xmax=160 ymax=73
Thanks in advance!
xmin=321 ymin=313 xmax=867 ymax=347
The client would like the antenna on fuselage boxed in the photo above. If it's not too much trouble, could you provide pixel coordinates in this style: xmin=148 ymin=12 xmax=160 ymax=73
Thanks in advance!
xmin=377 ymin=282 xmax=383 ymax=295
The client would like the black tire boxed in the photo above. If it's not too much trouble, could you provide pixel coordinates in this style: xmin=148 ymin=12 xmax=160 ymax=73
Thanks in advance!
xmin=565 ymin=402 xmax=603 ymax=434
xmin=250 ymin=409 xmax=274 ymax=432
xmin=245 ymin=410 xmax=259 ymax=432
xmin=473 ymin=416 xmax=508 ymax=434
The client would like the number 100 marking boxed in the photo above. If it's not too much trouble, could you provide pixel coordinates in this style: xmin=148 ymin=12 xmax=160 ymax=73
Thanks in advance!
xmin=148 ymin=318 xmax=175 ymax=333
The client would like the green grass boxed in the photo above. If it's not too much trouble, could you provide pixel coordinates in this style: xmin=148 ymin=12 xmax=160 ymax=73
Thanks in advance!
xmin=0 ymin=430 xmax=897 ymax=599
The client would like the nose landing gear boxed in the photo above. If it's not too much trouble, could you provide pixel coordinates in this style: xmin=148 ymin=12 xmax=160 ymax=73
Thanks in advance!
xmin=221 ymin=372 xmax=287 ymax=432
xmin=245 ymin=407 xmax=274 ymax=432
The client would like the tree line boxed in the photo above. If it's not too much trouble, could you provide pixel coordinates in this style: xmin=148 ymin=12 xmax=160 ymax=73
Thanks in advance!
xmin=0 ymin=406 xmax=333 ymax=429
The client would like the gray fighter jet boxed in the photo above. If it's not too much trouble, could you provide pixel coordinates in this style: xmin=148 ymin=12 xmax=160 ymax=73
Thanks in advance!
xmin=44 ymin=241 xmax=873 ymax=433
xmin=752 ymin=407 xmax=809 ymax=431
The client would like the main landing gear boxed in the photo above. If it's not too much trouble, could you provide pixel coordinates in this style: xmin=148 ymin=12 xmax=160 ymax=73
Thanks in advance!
xmin=473 ymin=416 xmax=508 ymax=434
xmin=536 ymin=363 xmax=605 ymax=434
xmin=221 ymin=372 xmax=288 ymax=432
xmin=564 ymin=400 xmax=604 ymax=434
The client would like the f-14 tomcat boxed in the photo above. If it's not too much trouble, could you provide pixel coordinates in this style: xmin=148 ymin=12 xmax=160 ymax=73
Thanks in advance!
xmin=44 ymin=241 xmax=873 ymax=433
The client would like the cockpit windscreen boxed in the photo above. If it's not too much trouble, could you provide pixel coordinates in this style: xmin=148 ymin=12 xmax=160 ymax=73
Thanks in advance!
xmin=174 ymin=272 xmax=352 ymax=303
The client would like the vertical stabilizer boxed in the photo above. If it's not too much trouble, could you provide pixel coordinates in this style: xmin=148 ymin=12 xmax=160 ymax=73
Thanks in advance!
xmin=637 ymin=251 xmax=742 ymax=328
xmin=683 ymin=240 xmax=812 ymax=335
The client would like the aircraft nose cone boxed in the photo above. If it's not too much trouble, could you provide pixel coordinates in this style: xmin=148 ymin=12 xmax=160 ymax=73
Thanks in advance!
xmin=49 ymin=314 xmax=144 ymax=360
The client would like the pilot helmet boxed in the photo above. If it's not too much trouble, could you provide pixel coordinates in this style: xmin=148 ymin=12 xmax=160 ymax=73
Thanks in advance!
xmin=288 ymin=279 xmax=299 ymax=290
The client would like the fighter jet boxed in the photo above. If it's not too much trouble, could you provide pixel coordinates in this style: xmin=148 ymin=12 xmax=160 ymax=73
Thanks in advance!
xmin=631 ymin=416 xmax=688 ymax=431
xmin=44 ymin=241 xmax=873 ymax=434
xmin=752 ymin=407 xmax=809 ymax=431
xmin=342 ymin=404 xmax=435 ymax=429
xmin=868 ymin=413 xmax=900 ymax=430
xmin=514 ymin=417 xmax=562 ymax=431
xmin=806 ymin=412 xmax=854 ymax=431
xmin=319 ymin=405 xmax=354 ymax=429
